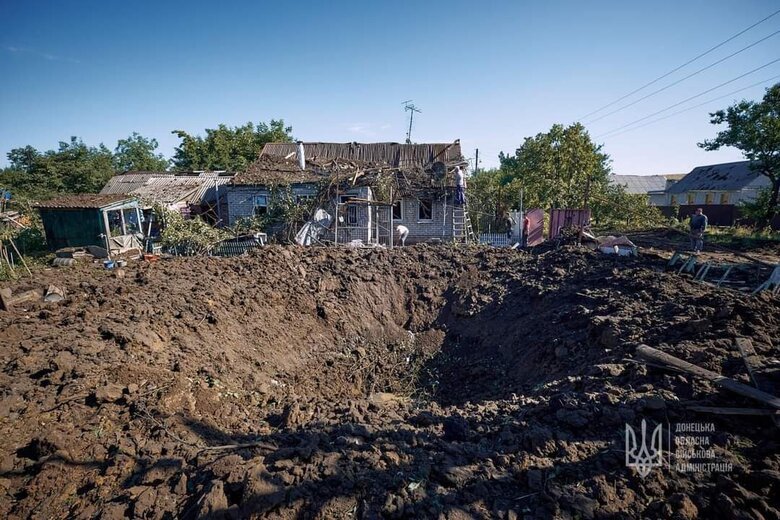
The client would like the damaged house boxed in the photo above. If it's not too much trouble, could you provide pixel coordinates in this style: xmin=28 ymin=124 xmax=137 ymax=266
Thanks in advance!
xmin=225 ymin=141 xmax=471 ymax=245
xmin=100 ymin=170 xmax=233 ymax=225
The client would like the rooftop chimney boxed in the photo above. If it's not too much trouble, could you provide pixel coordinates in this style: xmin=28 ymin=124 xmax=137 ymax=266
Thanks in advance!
xmin=296 ymin=141 xmax=305 ymax=170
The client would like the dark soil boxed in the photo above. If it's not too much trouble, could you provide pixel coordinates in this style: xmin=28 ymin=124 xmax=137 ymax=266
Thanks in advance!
xmin=0 ymin=243 xmax=779 ymax=519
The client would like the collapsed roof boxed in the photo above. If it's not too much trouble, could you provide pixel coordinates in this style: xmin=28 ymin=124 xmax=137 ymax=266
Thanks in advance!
xmin=234 ymin=141 xmax=467 ymax=196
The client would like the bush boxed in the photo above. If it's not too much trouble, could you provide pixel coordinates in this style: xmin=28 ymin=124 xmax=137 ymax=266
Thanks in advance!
xmin=155 ymin=206 xmax=228 ymax=255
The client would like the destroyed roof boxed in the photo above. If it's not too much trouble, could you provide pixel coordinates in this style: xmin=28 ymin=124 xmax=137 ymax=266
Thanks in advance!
xmin=610 ymin=175 xmax=668 ymax=195
xmin=261 ymin=141 xmax=464 ymax=169
xmin=36 ymin=193 xmax=135 ymax=209
xmin=233 ymin=155 xmax=367 ymax=186
xmin=130 ymin=177 xmax=204 ymax=205
xmin=667 ymin=160 xmax=771 ymax=193
xmin=101 ymin=171 xmax=233 ymax=203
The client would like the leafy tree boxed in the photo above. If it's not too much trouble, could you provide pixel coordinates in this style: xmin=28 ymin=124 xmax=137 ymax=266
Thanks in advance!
xmin=699 ymin=83 xmax=780 ymax=228
xmin=3 ymin=137 xmax=115 ymax=199
xmin=497 ymin=123 xmax=612 ymax=212
xmin=171 ymin=120 xmax=293 ymax=171
xmin=114 ymin=132 xmax=169 ymax=172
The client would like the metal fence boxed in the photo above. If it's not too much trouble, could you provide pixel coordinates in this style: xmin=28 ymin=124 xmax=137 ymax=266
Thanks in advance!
xmin=479 ymin=232 xmax=513 ymax=247
xmin=332 ymin=203 xmax=393 ymax=247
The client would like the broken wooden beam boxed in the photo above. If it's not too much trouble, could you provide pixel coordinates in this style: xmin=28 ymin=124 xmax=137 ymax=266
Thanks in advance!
xmin=635 ymin=344 xmax=780 ymax=410
xmin=733 ymin=337 xmax=780 ymax=427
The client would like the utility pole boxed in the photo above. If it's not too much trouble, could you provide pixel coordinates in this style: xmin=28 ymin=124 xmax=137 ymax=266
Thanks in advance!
xmin=474 ymin=148 xmax=479 ymax=175
xmin=402 ymin=100 xmax=421 ymax=144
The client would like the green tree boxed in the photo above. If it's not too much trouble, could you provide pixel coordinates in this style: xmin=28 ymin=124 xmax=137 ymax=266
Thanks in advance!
xmin=498 ymin=122 xmax=612 ymax=213
xmin=171 ymin=120 xmax=293 ymax=171
xmin=114 ymin=132 xmax=169 ymax=172
xmin=699 ymin=83 xmax=780 ymax=228
xmin=3 ymin=137 xmax=114 ymax=199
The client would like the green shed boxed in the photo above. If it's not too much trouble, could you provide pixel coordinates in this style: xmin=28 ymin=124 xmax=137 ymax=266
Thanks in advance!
xmin=37 ymin=194 xmax=144 ymax=254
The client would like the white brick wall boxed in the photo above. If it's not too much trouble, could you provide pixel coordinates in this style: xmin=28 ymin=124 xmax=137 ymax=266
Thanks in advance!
xmin=225 ymin=185 xmax=459 ymax=242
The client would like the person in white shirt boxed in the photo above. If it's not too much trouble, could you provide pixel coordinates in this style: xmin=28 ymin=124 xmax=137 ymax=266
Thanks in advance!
xmin=395 ymin=224 xmax=409 ymax=246
xmin=454 ymin=166 xmax=466 ymax=205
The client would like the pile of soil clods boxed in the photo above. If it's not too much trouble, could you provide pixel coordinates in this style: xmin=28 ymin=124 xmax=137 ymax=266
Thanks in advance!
xmin=0 ymin=244 xmax=778 ymax=519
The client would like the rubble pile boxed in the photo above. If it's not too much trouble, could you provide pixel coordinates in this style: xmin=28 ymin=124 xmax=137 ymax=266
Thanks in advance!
xmin=0 ymin=245 xmax=778 ymax=519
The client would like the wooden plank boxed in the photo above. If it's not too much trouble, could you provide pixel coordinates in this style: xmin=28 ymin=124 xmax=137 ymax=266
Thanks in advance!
xmin=635 ymin=345 xmax=780 ymax=410
xmin=734 ymin=337 xmax=780 ymax=427
xmin=688 ymin=405 xmax=780 ymax=416
xmin=734 ymin=338 xmax=762 ymax=387
xmin=8 ymin=238 xmax=32 ymax=277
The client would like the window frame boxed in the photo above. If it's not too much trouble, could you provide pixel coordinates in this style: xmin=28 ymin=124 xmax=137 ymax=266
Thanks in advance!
xmin=340 ymin=195 xmax=358 ymax=225
xmin=392 ymin=200 xmax=403 ymax=221
xmin=417 ymin=198 xmax=433 ymax=222
xmin=253 ymin=194 xmax=269 ymax=216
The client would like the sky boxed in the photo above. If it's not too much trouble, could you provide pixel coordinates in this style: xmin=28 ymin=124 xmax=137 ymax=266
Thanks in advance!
xmin=0 ymin=0 xmax=778 ymax=175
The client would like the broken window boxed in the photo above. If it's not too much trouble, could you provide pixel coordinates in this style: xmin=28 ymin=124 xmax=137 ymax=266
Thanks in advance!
xmin=418 ymin=198 xmax=433 ymax=221
xmin=123 ymin=208 xmax=140 ymax=234
xmin=392 ymin=200 xmax=402 ymax=220
xmin=106 ymin=210 xmax=123 ymax=237
xmin=254 ymin=195 xmax=268 ymax=216
xmin=340 ymin=196 xmax=358 ymax=225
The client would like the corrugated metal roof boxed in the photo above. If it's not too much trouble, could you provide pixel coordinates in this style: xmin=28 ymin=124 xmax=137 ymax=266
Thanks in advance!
xmin=130 ymin=178 xmax=203 ymax=204
xmin=611 ymin=175 xmax=668 ymax=195
xmin=101 ymin=171 xmax=234 ymax=203
xmin=261 ymin=141 xmax=464 ymax=168
xmin=100 ymin=172 xmax=175 ymax=194
xmin=667 ymin=161 xmax=770 ymax=193
xmin=36 ymin=194 xmax=134 ymax=209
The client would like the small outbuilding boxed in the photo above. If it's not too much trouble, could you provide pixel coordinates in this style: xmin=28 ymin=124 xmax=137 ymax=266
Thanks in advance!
xmin=36 ymin=194 xmax=144 ymax=254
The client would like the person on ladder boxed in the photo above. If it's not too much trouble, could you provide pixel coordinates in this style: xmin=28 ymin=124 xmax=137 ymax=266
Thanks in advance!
xmin=454 ymin=166 xmax=466 ymax=205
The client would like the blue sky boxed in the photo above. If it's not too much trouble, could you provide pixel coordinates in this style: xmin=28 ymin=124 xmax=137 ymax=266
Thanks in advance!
xmin=1 ymin=0 xmax=778 ymax=174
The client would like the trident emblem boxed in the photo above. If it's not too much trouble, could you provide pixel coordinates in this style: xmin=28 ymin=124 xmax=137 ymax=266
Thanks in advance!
xmin=625 ymin=419 xmax=663 ymax=478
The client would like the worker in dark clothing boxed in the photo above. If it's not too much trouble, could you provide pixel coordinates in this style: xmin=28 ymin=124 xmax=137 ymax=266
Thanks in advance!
xmin=522 ymin=215 xmax=530 ymax=247
xmin=689 ymin=208 xmax=708 ymax=253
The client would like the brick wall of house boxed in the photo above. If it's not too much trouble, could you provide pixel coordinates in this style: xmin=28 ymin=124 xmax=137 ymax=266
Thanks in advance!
xmin=225 ymin=185 xmax=319 ymax=225
xmin=393 ymin=195 xmax=456 ymax=243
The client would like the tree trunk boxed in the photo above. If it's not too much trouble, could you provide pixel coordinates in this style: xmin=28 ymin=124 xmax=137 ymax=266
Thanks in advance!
xmin=758 ymin=175 xmax=780 ymax=229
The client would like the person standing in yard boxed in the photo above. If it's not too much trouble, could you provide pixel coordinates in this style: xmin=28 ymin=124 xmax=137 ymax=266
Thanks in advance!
xmin=454 ymin=166 xmax=466 ymax=205
xmin=689 ymin=208 xmax=708 ymax=253
xmin=522 ymin=214 xmax=530 ymax=247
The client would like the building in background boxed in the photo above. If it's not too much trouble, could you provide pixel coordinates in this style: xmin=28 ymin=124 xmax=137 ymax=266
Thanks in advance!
xmin=663 ymin=160 xmax=769 ymax=207
xmin=610 ymin=174 xmax=685 ymax=206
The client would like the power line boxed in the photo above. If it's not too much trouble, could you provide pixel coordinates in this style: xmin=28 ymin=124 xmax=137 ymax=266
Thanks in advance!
xmin=598 ymin=74 xmax=780 ymax=139
xmin=578 ymin=7 xmax=780 ymax=120
xmin=587 ymin=29 xmax=780 ymax=124
xmin=595 ymin=58 xmax=780 ymax=138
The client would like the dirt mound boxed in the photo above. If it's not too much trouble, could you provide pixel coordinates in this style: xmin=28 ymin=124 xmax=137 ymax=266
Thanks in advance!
xmin=0 ymin=245 xmax=779 ymax=519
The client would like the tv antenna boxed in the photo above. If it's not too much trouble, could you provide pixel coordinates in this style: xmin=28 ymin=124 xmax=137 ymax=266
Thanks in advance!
xmin=402 ymin=100 xmax=421 ymax=144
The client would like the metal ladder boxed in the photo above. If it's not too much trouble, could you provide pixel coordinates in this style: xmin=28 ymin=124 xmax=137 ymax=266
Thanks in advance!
xmin=452 ymin=203 xmax=477 ymax=244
